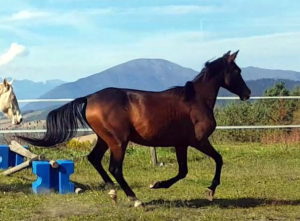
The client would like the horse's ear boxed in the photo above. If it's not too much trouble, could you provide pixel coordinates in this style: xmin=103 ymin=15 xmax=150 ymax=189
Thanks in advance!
xmin=223 ymin=51 xmax=231 ymax=58
xmin=3 ymin=78 xmax=9 ymax=87
xmin=227 ymin=50 xmax=239 ymax=63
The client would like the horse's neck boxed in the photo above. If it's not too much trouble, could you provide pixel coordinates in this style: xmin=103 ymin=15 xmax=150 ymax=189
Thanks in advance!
xmin=193 ymin=74 xmax=222 ymax=109
xmin=0 ymin=93 xmax=8 ymax=110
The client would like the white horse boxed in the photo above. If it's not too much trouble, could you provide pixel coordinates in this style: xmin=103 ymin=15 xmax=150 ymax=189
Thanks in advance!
xmin=0 ymin=79 xmax=22 ymax=125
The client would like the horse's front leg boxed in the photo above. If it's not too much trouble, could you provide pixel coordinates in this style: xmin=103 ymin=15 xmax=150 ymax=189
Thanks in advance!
xmin=150 ymin=146 xmax=188 ymax=189
xmin=191 ymin=108 xmax=216 ymax=142
xmin=191 ymin=139 xmax=223 ymax=201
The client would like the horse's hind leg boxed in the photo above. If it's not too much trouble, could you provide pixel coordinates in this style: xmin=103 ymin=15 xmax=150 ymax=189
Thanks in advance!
xmin=150 ymin=146 xmax=188 ymax=189
xmin=87 ymin=137 xmax=114 ymax=188
xmin=108 ymin=141 xmax=143 ymax=207
xmin=88 ymin=137 xmax=118 ymax=202
xmin=191 ymin=139 xmax=223 ymax=201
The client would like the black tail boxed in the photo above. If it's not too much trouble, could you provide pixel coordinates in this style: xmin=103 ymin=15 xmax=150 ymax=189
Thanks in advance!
xmin=18 ymin=97 xmax=88 ymax=147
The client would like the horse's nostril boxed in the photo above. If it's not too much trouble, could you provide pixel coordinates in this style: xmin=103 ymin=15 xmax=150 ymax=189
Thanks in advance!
xmin=16 ymin=117 xmax=23 ymax=124
xmin=244 ymin=95 xmax=250 ymax=101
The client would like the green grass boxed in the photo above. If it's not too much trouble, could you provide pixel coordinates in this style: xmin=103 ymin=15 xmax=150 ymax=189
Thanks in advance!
xmin=1 ymin=142 xmax=299 ymax=220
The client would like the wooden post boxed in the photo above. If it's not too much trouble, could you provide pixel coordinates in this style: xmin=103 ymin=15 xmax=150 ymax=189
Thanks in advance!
xmin=49 ymin=160 xmax=59 ymax=168
xmin=150 ymin=147 xmax=158 ymax=166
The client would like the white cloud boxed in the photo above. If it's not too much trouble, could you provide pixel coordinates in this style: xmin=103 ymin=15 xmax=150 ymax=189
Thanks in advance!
xmin=61 ymin=30 xmax=300 ymax=75
xmin=2 ymin=30 xmax=300 ymax=81
xmin=8 ymin=10 xmax=50 ymax=21
xmin=92 ymin=5 xmax=222 ymax=16
xmin=1 ymin=5 xmax=219 ymax=26
xmin=0 ymin=9 xmax=96 ymax=31
xmin=0 ymin=43 xmax=28 ymax=66
xmin=150 ymin=5 xmax=221 ymax=15
xmin=105 ymin=31 xmax=300 ymax=73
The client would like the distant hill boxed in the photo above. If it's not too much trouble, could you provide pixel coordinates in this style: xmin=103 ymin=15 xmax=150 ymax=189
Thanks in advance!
xmin=22 ymin=59 xmax=300 ymax=111
xmin=23 ymin=59 xmax=197 ymax=110
xmin=39 ymin=59 xmax=196 ymax=98
xmin=11 ymin=79 xmax=66 ymax=99
xmin=220 ymin=78 xmax=300 ymax=96
xmin=242 ymin=67 xmax=300 ymax=81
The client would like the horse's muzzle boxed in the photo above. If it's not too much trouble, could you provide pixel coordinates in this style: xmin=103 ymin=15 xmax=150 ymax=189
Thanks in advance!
xmin=241 ymin=95 xmax=250 ymax=101
xmin=240 ymin=89 xmax=251 ymax=101
xmin=13 ymin=116 xmax=23 ymax=125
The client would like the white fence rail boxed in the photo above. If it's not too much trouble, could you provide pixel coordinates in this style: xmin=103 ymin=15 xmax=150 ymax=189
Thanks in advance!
xmin=217 ymin=96 xmax=300 ymax=100
xmin=17 ymin=96 xmax=300 ymax=103
xmin=0 ymin=96 xmax=299 ymax=134
xmin=19 ymin=98 xmax=73 ymax=103
xmin=1 ymin=125 xmax=299 ymax=134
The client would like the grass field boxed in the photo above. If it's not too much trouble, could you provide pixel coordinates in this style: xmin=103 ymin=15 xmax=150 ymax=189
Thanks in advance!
xmin=0 ymin=142 xmax=299 ymax=220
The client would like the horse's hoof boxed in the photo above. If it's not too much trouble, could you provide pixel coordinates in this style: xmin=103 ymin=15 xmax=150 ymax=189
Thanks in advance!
xmin=205 ymin=188 xmax=215 ymax=202
xmin=75 ymin=187 xmax=83 ymax=194
xmin=134 ymin=200 xmax=144 ymax=208
xmin=149 ymin=181 xmax=160 ymax=189
xmin=108 ymin=189 xmax=117 ymax=204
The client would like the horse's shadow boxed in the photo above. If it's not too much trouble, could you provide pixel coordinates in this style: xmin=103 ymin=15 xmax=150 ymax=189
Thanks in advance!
xmin=71 ymin=181 xmax=144 ymax=191
xmin=1 ymin=180 xmax=299 ymax=210
xmin=0 ymin=183 xmax=32 ymax=194
xmin=144 ymin=198 xmax=300 ymax=209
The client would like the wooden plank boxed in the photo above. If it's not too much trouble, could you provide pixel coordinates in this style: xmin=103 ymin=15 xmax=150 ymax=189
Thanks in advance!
xmin=150 ymin=147 xmax=158 ymax=166
xmin=2 ymin=160 xmax=32 ymax=176
xmin=9 ymin=141 xmax=38 ymax=159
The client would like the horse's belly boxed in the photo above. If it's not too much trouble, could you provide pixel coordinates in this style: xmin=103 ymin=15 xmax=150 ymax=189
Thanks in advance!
xmin=129 ymin=122 xmax=192 ymax=147
xmin=130 ymin=135 xmax=186 ymax=147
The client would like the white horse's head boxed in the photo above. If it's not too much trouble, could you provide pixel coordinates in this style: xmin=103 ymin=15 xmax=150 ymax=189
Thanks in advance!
xmin=0 ymin=79 xmax=22 ymax=125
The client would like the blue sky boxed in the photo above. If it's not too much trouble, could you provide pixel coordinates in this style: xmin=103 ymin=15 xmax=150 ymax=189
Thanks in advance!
xmin=0 ymin=0 xmax=300 ymax=81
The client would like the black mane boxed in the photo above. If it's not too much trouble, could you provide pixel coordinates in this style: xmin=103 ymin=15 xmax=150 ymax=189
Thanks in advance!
xmin=193 ymin=57 xmax=226 ymax=81
xmin=169 ymin=56 xmax=226 ymax=101
xmin=169 ymin=81 xmax=195 ymax=101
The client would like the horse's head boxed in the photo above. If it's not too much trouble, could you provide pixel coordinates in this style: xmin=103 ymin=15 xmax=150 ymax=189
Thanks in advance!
xmin=0 ymin=79 xmax=22 ymax=125
xmin=220 ymin=51 xmax=251 ymax=101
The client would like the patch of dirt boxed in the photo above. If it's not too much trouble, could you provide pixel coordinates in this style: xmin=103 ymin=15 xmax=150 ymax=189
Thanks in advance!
xmin=32 ymin=196 xmax=100 ymax=219
xmin=72 ymin=134 xmax=97 ymax=143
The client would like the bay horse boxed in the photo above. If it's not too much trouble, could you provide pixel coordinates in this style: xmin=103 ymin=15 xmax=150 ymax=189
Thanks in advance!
xmin=0 ymin=78 xmax=22 ymax=125
xmin=19 ymin=51 xmax=250 ymax=207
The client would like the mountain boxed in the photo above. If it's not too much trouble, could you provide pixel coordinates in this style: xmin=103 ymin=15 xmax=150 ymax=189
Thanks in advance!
xmin=242 ymin=67 xmax=300 ymax=81
xmin=246 ymin=79 xmax=300 ymax=95
xmin=11 ymin=79 xmax=66 ymax=99
xmin=219 ymin=78 xmax=300 ymax=96
xmin=23 ymin=59 xmax=197 ymax=111
xmin=23 ymin=59 xmax=300 ymax=111
xmin=39 ymin=59 xmax=196 ymax=98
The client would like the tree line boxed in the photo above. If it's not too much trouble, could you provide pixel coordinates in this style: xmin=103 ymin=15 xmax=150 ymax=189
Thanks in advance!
xmin=212 ymin=82 xmax=300 ymax=143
